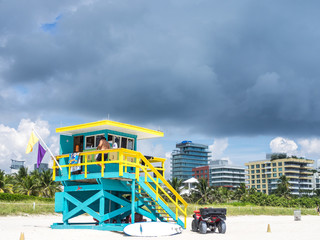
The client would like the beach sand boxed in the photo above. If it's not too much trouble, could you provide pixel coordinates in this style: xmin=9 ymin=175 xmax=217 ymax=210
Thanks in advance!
xmin=1 ymin=214 xmax=319 ymax=240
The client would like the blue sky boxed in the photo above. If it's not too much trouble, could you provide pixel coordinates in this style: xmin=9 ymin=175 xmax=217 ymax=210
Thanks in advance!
xmin=1 ymin=0 xmax=320 ymax=173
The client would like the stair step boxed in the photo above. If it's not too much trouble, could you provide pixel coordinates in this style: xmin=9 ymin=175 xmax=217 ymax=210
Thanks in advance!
xmin=137 ymin=193 xmax=149 ymax=197
xmin=155 ymin=209 xmax=166 ymax=212
xmin=158 ymin=213 xmax=170 ymax=217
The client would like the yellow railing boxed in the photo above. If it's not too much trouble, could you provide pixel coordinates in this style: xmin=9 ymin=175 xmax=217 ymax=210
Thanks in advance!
xmin=52 ymin=148 xmax=188 ymax=228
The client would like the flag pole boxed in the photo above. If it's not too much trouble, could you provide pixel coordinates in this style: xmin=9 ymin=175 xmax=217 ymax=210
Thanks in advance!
xmin=32 ymin=128 xmax=62 ymax=171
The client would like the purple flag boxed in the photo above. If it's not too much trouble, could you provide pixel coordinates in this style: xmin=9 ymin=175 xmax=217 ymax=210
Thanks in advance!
xmin=37 ymin=143 xmax=46 ymax=168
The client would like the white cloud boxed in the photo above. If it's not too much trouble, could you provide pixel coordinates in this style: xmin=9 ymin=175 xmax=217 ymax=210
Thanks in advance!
xmin=165 ymin=152 xmax=172 ymax=180
xmin=0 ymin=119 xmax=58 ymax=173
xmin=209 ymin=138 xmax=229 ymax=160
xmin=269 ymin=137 xmax=298 ymax=156
xmin=297 ymin=138 xmax=320 ymax=159
xmin=137 ymin=140 xmax=165 ymax=158
xmin=137 ymin=140 xmax=172 ymax=179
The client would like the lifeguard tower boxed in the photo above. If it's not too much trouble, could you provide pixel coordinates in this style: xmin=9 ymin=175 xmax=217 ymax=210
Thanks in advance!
xmin=51 ymin=120 xmax=187 ymax=231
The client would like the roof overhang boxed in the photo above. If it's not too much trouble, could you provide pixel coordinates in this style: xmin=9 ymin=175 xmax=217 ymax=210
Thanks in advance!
xmin=56 ymin=120 xmax=164 ymax=140
xmin=183 ymin=177 xmax=199 ymax=184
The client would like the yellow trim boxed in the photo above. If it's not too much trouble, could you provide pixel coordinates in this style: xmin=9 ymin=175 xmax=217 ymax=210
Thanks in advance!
xmin=53 ymin=148 xmax=187 ymax=228
xmin=56 ymin=120 xmax=163 ymax=139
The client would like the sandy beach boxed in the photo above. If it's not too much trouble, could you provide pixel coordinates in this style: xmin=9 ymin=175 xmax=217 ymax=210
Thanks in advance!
xmin=1 ymin=214 xmax=319 ymax=240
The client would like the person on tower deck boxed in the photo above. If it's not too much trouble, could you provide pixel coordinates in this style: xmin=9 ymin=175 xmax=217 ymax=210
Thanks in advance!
xmin=96 ymin=137 xmax=110 ymax=168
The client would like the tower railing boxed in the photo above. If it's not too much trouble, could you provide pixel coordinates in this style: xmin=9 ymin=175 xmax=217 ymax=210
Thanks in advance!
xmin=52 ymin=148 xmax=188 ymax=228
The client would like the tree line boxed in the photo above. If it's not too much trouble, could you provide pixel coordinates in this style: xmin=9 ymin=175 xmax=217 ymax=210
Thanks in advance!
xmin=168 ymin=176 xmax=320 ymax=208
xmin=0 ymin=167 xmax=61 ymax=198
xmin=2 ymin=167 xmax=319 ymax=209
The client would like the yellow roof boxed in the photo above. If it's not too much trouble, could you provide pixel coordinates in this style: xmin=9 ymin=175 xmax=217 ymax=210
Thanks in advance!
xmin=56 ymin=120 xmax=164 ymax=140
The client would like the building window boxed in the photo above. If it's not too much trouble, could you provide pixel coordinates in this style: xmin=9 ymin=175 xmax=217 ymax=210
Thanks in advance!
xmin=262 ymin=179 xmax=266 ymax=183
xmin=251 ymin=170 xmax=254 ymax=174
xmin=252 ymin=175 xmax=255 ymax=179
xmin=262 ymin=164 xmax=265 ymax=168
xmin=262 ymin=184 xmax=266 ymax=188
xmin=251 ymin=165 xmax=254 ymax=169
xmin=262 ymin=174 xmax=266 ymax=178
xmin=273 ymin=173 xmax=277 ymax=177
xmin=279 ymin=173 xmax=283 ymax=177
xmin=256 ymin=170 xmax=260 ymax=173
xmin=272 ymin=163 xmax=276 ymax=167
xmin=252 ymin=180 xmax=255 ymax=184
xmin=273 ymin=168 xmax=277 ymax=172
xmin=278 ymin=168 xmax=282 ymax=172
xmin=107 ymin=134 xmax=135 ymax=150
xmin=262 ymin=169 xmax=265 ymax=173
xmin=278 ymin=162 xmax=282 ymax=166
xmin=85 ymin=134 xmax=105 ymax=149
xmin=267 ymin=174 xmax=271 ymax=178
xmin=257 ymin=185 xmax=261 ymax=189
xmin=256 ymin=164 xmax=260 ymax=168
xmin=257 ymin=180 xmax=261 ymax=183
xmin=256 ymin=175 xmax=260 ymax=178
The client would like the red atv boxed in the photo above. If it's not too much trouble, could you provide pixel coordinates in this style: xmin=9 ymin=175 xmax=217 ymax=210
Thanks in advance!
xmin=191 ymin=208 xmax=226 ymax=234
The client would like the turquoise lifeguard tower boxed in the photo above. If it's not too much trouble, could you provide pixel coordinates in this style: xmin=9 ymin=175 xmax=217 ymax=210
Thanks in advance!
xmin=51 ymin=120 xmax=187 ymax=231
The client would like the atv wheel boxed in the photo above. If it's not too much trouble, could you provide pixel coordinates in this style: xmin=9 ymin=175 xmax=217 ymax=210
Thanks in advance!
xmin=199 ymin=221 xmax=207 ymax=234
xmin=191 ymin=219 xmax=198 ymax=232
xmin=217 ymin=219 xmax=226 ymax=234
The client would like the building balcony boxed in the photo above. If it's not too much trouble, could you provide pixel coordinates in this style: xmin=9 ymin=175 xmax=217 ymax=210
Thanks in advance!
xmin=284 ymin=164 xmax=301 ymax=168
xmin=211 ymin=176 xmax=245 ymax=180
xmin=211 ymin=179 xmax=244 ymax=184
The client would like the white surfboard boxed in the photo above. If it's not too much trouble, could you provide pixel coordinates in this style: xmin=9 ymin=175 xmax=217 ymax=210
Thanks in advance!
xmin=123 ymin=222 xmax=183 ymax=237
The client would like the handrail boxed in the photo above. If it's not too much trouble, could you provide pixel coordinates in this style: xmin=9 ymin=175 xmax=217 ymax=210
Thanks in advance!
xmin=52 ymin=148 xmax=188 ymax=227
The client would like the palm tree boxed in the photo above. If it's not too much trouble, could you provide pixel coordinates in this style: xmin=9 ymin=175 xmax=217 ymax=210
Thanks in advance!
xmin=0 ymin=170 xmax=13 ymax=193
xmin=15 ymin=166 xmax=28 ymax=181
xmin=234 ymin=183 xmax=247 ymax=200
xmin=37 ymin=170 xmax=61 ymax=198
xmin=194 ymin=178 xmax=212 ymax=204
xmin=15 ymin=175 xmax=38 ymax=196
xmin=275 ymin=175 xmax=291 ymax=198
xmin=167 ymin=177 xmax=183 ymax=200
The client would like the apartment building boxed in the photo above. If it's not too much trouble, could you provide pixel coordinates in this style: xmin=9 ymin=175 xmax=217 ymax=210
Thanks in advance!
xmin=245 ymin=154 xmax=314 ymax=195
xmin=171 ymin=141 xmax=210 ymax=181
xmin=192 ymin=165 xmax=210 ymax=184
xmin=192 ymin=160 xmax=245 ymax=189
xmin=209 ymin=160 xmax=246 ymax=189
xmin=312 ymin=164 xmax=320 ymax=190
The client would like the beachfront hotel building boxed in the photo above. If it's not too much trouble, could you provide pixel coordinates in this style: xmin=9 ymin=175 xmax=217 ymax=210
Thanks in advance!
xmin=245 ymin=154 xmax=314 ymax=195
xmin=192 ymin=165 xmax=210 ymax=184
xmin=209 ymin=160 xmax=246 ymax=189
xmin=171 ymin=141 xmax=211 ymax=181
xmin=312 ymin=163 xmax=320 ymax=190
xmin=192 ymin=159 xmax=245 ymax=189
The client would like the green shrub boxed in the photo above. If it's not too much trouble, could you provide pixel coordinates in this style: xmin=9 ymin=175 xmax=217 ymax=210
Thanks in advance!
xmin=0 ymin=193 xmax=54 ymax=202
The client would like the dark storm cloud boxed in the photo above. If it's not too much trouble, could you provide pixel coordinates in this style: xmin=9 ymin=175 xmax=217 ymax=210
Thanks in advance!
xmin=1 ymin=0 xmax=320 ymax=137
